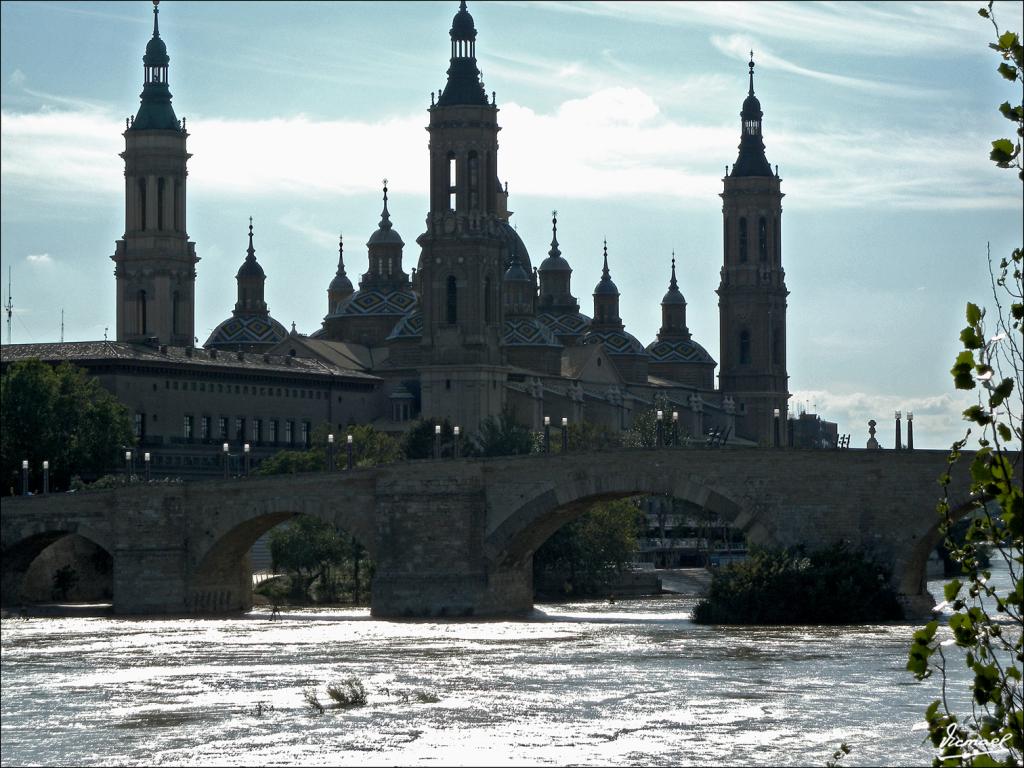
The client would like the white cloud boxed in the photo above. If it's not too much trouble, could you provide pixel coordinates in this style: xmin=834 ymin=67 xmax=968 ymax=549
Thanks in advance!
xmin=8 ymin=69 xmax=26 ymax=88
xmin=790 ymin=388 xmax=980 ymax=449
xmin=26 ymin=253 xmax=53 ymax=265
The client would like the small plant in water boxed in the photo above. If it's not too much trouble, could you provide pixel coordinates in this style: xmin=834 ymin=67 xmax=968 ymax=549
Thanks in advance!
xmin=325 ymin=677 xmax=368 ymax=709
xmin=414 ymin=691 xmax=440 ymax=704
xmin=302 ymin=687 xmax=325 ymax=715
xmin=248 ymin=701 xmax=274 ymax=718
xmin=826 ymin=743 xmax=851 ymax=767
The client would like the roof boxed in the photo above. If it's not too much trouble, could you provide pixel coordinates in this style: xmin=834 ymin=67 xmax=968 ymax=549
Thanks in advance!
xmin=537 ymin=311 xmax=591 ymax=338
xmin=327 ymin=288 xmax=417 ymax=319
xmin=0 ymin=341 xmax=380 ymax=382
xmin=205 ymin=314 xmax=287 ymax=349
xmin=266 ymin=336 xmax=389 ymax=371
xmin=502 ymin=318 xmax=561 ymax=348
xmin=581 ymin=329 xmax=646 ymax=356
xmin=646 ymin=338 xmax=716 ymax=365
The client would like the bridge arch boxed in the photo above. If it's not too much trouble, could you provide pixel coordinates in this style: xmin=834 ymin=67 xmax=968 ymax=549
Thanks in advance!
xmin=485 ymin=463 xmax=751 ymax=568
xmin=1 ymin=524 xmax=114 ymax=607
xmin=188 ymin=494 xmax=378 ymax=614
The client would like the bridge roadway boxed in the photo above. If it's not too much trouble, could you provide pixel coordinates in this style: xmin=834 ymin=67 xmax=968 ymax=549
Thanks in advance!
xmin=0 ymin=447 xmax=973 ymax=619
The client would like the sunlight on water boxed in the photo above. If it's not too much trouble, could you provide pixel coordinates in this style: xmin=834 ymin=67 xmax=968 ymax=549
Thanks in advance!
xmin=2 ymin=567 xmax=1016 ymax=767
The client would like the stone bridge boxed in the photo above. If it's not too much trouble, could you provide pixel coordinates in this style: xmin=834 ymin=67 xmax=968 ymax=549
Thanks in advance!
xmin=0 ymin=447 xmax=976 ymax=619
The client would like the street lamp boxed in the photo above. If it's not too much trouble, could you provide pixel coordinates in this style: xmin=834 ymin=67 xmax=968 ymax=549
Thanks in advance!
xmin=327 ymin=433 xmax=335 ymax=472
xmin=656 ymin=410 xmax=664 ymax=448
xmin=543 ymin=416 xmax=551 ymax=454
xmin=222 ymin=442 xmax=230 ymax=480
xmin=244 ymin=443 xmax=251 ymax=476
xmin=125 ymin=450 xmax=133 ymax=480
xmin=21 ymin=459 xmax=28 ymax=496
xmin=42 ymin=460 xmax=49 ymax=495
xmin=672 ymin=411 xmax=679 ymax=447
xmin=346 ymin=433 xmax=354 ymax=470
xmin=561 ymin=417 xmax=569 ymax=453
xmin=773 ymin=408 xmax=781 ymax=448
xmin=454 ymin=426 xmax=461 ymax=459
xmin=144 ymin=452 xmax=151 ymax=482
xmin=434 ymin=424 xmax=442 ymax=460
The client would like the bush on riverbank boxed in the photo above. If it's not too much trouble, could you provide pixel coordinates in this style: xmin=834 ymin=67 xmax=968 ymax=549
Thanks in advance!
xmin=691 ymin=543 xmax=903 ymax=625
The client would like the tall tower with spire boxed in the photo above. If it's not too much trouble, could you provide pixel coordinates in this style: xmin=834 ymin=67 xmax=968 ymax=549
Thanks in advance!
xmin=717 ymin=54 xmax=790 ymax=445
xmin=111 ymin=1 xmax=198 ymax=347
xmin=416 ymin=1 xmax=522 ymax=428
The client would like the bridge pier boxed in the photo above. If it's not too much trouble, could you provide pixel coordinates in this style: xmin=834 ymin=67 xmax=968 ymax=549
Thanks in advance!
xmin=372 ymin=559 xmax=533 ymax=618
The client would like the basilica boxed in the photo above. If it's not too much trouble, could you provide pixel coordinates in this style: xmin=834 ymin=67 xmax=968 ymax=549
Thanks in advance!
xmin=3 ymin=1 xmax=792 ymax=468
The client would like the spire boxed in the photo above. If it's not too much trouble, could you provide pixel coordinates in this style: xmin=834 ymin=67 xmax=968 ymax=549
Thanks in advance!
xmin=368 ymin=178 xmax=404 ymax=246
xmin=670 ymin=252 xmax=678 ymax=291
xmin=234 ymin=217 xmax=267 ymax=316
xmin=246 ymin=217 xmax=256 ymax=262
xmin=437 ymin=1 xmax=489 ymax=107
xmin=594 ymin=239 xmax=619 ymax=296
xmin=378 ymin=179 xmax=393 ymax=232
xmin=328 ymin=232 xmax=354 ymax=302
xmin=549 ymin=210 xmax=561 ymax=259
xmin=336 ymin=233 xmax=347 ymax=278
xmin=731 ymin=51 xmax=773 ymax=177
xmin=658 ymin=251 xmax=689 ymax=340
xmin=131 ymin=0 xmax=178 ymax=131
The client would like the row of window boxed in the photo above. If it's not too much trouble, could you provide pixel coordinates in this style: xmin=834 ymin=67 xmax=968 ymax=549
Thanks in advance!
xmin=727 ymin=216 xmax=775 ymax=263
xmin=164 ymin=379 xmax=329 ymax=400
xmin=180 ymin=415 xmax=312 ymax=446
xmin=737 ymin=328 xmax=783 ymax=366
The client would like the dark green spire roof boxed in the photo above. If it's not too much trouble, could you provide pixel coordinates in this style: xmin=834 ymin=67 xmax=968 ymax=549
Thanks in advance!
xmin=437 ymin=1 xmax=489 ymax=107
xmin=731 ymin=53 xmax=773 ymax=178
xmin=131 ymin=1 xmax=179 ymax=132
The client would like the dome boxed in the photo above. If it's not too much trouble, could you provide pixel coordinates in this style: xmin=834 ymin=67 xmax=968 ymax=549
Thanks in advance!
xmin=450 ymin=1 xmax=477 ymax=41
xmin=742 ymin=93 xmax=761 ymax=116
xmin=540 ymin=253 xmax=571 ymax=273
xmin=646 ymin=338 xmax=716 ymax=365
xmin=594 ymin=276 xmax=619 ymax=296
xmin=502 ymin=318 xmax=561 ymax=348
xmin=662 ymin=288 xmax=685 ymax=306
xmin=329 ymin=272 xmax=354 ymax=294
xmin=537 ymin=311 xmax=591 ymax=339
xmin=236 ymin=258 xmax=265 ymax=279
xmin=386 ymin=309 xmax=423 ymax=341
xmin=327 ymin=288 xmax=417 ymax=319
xmin=368 ymin=183 xmax=404 ymax=247
xmin=496 ymin=221 xmax=532 ymax=273
xmin=144 ymin=35 xmax=169 ymax=66
xmin=504 ymin=260 xmax=529 ymax=283
xmin=581 ymin=329 xmax=646 ymax=356
xmin=204 ymin=314 xmax=287 ymax=350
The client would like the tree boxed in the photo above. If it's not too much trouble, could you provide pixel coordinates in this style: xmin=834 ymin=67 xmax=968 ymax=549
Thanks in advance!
xmin=533 ymin=498 xmax=643 ymax=596
xmin=257 ymin=422 xmax=402 ymax=475
xmin=906 ymin=5 xmax=1022 ymax=765
xmin=1 ymin=359 xmax=134 ymax=492
xmin=474 ymin=409 xmax=534 ymax=457
xmin=402 ymin=418 xmax=457 ymax=459
xmin=268 ymin=516 xmax=348 ymax=600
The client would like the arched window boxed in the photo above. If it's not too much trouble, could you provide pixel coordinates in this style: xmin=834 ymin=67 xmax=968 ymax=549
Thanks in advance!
xmin=447 ymin=152 xmax=457 ymax=211
xmin=468 ymin=151 xmax=479 ymax=210
xmin=446 ymin=275 xmax=458 ymax=324
xmin=484 ymin=276 xmax=492 ymax=323
xmin=137 ymin=290 xmax=147 ymax=335
xmin=172 ymin=290 xmax=180 ymax=335
xmin=174 ymin=179 xmax=181 ymax=231
xmin=739 ymin=330 xmax=750 ymax=365
xmin=157 ymin=177 xmax=165 ymax=231
xmin=138 ymin=178 xmax=147 ymax=230
xmin=738 ymin=217 xmax=747 ymax=263
xmin=758 ymin=216 xmax=768 ymax=261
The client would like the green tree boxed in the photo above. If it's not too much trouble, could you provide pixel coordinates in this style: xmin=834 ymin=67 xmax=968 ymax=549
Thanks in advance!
xmin=257 ymin=422 xmax=402 ymax=475
xmin=906 ymin=5 xmax=1022 ymax=765
xmin=402 ymin=418 xmax=457 ymax=459
xmin=474 ymin=409 xmax=534 ymax=457
xmin=1 ymin=359 xmax=134 ymax=492
xmin=268 ymin=516 xmax=348 ymax=600
xmin=533 ymin=498 xmax=643 ymax=596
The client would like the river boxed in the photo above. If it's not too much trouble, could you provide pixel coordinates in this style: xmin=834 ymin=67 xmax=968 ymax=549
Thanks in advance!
xmin=0 ymin=567 xmax=1014 ymax=767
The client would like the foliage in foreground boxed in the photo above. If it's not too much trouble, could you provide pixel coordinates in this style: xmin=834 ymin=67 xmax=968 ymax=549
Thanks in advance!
xmin=691 ymin=544 xmax=903 ymax=625
xmin=905 ymin=5 xmax=1022 ymax=766
xmin=1 ymin=359 xmax=134 ymax=493
xmin=265 ymin=516 xmax=372 ymax=603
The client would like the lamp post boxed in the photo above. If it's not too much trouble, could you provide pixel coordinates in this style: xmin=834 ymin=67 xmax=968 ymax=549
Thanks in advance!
xmin=144 ymin=452 xmax=151 ymax=482
xmin=672 ymin=411 xmax=679 ymax=447
xmin=222 ymin=442 xmax=230 ymax=479
xmin=327 ymin=433 xmax=335 ymax=472
xmin=907 ymin=411 xmax=914 ymax=451
xmin=42 ymin=460 xmax=49 ymax=495
xmin=454 ymin=426 xmax=461 ymax=459
xmin=125 ymin=450 xmax=133 ymax=480
xmin=346 ymin=434 xmax=354 ymax=470
xmin=561 ymin=417 xmax=569 ymax=453
xmin=895 ymin=410 xmax=903 ymax=451
xmin=543 ymin=416 xmax=551 ymax=454
xmin=244 ymin=443 xmax=251 ymax=476
xmin=434 ymin=424 xmax=442 ymax=460
xmin=656 ymin=410 xmax=664 ymax=448
xmin=773 ymin=408 xmax=781 ymax=448
xmin=21 ymin=459 xmax=28 ymax=496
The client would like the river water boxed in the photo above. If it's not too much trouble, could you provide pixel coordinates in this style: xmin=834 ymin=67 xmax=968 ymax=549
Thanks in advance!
xmin=0 ymin=569 xmax=1012 ymax=767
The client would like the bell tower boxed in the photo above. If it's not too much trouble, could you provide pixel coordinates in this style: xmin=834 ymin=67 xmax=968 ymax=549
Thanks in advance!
xmin=112 ymin=0 xmax=198 ymax=347
xmin=717 ymin=54 xmax=790 ymax=445
xmin=416 ymin=1 xmax=509 ymax=429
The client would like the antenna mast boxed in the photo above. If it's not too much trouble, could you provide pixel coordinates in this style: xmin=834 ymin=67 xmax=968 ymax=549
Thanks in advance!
xmin=61 ymin=308 xmax=65 ymax=343
xmin=4 ymin=267 xmax=12 ymax=345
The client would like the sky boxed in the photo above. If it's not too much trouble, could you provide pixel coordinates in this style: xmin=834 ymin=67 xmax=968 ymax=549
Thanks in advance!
xmin=1 ymin=0 xmax=1022 ymax=450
